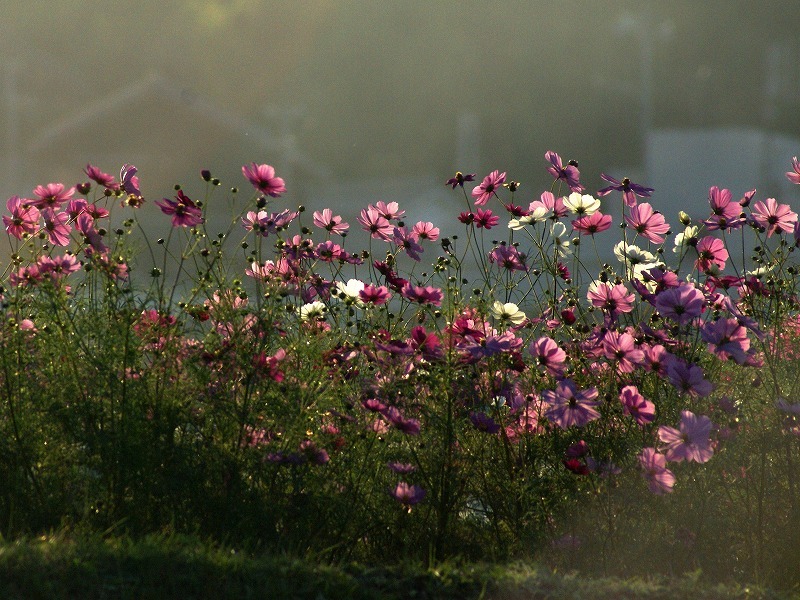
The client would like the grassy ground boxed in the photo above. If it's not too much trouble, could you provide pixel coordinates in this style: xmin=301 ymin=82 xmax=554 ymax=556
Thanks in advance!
xmin=0 ymin=533 xmax=795 ymax=600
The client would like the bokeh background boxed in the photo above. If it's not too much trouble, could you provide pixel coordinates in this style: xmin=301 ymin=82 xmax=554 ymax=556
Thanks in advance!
xmin=2 ymin=0 xmax=800 ymax=241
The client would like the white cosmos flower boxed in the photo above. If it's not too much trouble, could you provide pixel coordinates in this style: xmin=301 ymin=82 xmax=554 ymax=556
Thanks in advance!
xmin=550 ymin=222 xmax=571 ymax=256
xmin=746 ymin=264 xmax=775 ymax=278
xmin=563 ymin=192 xmax=601 ymax=215
xmin=508 ymin=205 xmax=552 ymax=230
xmin=614 ymin=241 xmax=656 ymax=266
xmin=298 ymin=301 xmax=327 ymax=322
xmin=490 ymin=301 xmax=527 ymax=325
xmin=673 ymin=225 xmax=699 ymax=253
xmin=335 ymin=278 xmax=365 ymax=306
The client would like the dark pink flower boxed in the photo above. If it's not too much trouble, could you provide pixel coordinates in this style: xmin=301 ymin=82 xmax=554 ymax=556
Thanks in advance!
xmin=312 ymin=208 xmax=349 ymax=235
xmin=359 ymin=283 xmax=391 ymax=305
xmin=400 ymin=283 xmax=443 ymax=306
xmin=242 ymin=163 xmax=286 ymax=197
xmin=625 ymin=202 xmax=670 ymax=244
xmin=658 ymin=410 xmax=714 ymax=463
xmin=84 ymin=164 xmax=118 ymax=190
xmin=471 ymin=170 xmax=506 ymax=205
xmin=542 ymin=379 xmax=600 ymax=429
xmin=155 ymin=190 xmax=204 ymax=227
xmin=751 ymin=197 xmax=797 ymax=237
xmin=638 ymin=448 xmax=676 ymax=495
xmin=572 ymin=211 xmax=612 ymax=236
xmin=545 ymin=151 xmax=584 ymax=192
xmin=597 ymin=174 xmax=654 ymax=207
xmin=3 ymin=196 xmax=40 ymax=239
xmin=474 ymin=208 xmax=499 ymax=229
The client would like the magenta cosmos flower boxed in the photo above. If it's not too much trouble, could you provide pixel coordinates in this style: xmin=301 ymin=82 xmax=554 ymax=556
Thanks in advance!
xmin=750 ymin=197 xmax=797 ymax=237
xmin=658 ymin=410 xmax=714 ymax=463
xmin=155 ymin=190 xmax=204 ymax=227
xmin=704 ymin=186 xmax=743 ymax=231
xmin=42 ymin=209 xmax=71 ymax=246
xmin=3 ymin=196 xmax=40 ymax=239
xmin=597 ymin=174 xmax=654 ymax=207
xmin=572 ymin=211 xmax=612 ymax=236
xmin=312 ymin=208 xmax=349 ymax=235
xmin=242 ymin=163 xmax=286 ymax=197
xmin=654 ymin=283 xmax=705 ymax=326
xmin=529 ymin=336 xmax=567 ymax=377
xmin=587 ymin=281 xmax=635 ymax=318
xmin=625 ymin=202 xmax=670 ymax=244
xmin=84 ymin=164 xmax=118 ymax=190
xmin=542 ymin=379 xmax=600 ymax=429
xmin=31 ymin=183 xmax=75 ymax=210
xmin=545 ymin=150 xmax=584 ymax=192
xmin=389 ymin=482 xmax=426 ymax=506
xmin=357 ymin=207 xmax=393 ymax=241
xmin=700 ymin=317 xmax=751 ymax=364
xmin=489 ymin=245 xmax=526 ymax=271
xmin=638 ymin=448 xmax=676 ymax=495
xmin=694 ymin=236 xmax=728 ymax=272
xmin=471 ymin=170 xmax=506 ymax=206
xmin=619 ymin=385 xmax=655 ymax=426
xmin=664 ymin=356 xmax=713 ymax=398
xmin=602 ymin=330 xmax=644 ymax=373
xmin=446 ymin=171 xmax=477 ymax=189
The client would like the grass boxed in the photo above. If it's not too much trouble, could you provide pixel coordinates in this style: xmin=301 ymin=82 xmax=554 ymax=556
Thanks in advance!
xmin=0 ymin=533 xmax=796 ymax=600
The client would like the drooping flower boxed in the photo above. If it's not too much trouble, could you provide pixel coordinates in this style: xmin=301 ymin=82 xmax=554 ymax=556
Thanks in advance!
xmin=393 ymin=226 xmax=424 ymax=261
xmin=750 ymin=197 xmax=798 ymax=237
xmin=155 ymin=190 xmax=204 ymax=227
xmin=120 ymin=164 xmax=143 ymax=205
xmin=638 ymin=448 xmax=676 ymax=495
xmin=625 ymin=202 xmax=670 ymax=244
xmin=472 ymin=170 xmax=506 ymax=205
xmin=597 ymin=173 xmax=654 ymax=207
xmin=84 ymin=164 xmax=118 ymax=190
xmin=242 ymin=162 xmax=286 ymax=197
xmin=542 ymin=379 xmax=600 ymax=429
xmin=545 ymin=151 xmax=584 ymax=192
xmin=658 ymin=410 xmax=714 ymax=463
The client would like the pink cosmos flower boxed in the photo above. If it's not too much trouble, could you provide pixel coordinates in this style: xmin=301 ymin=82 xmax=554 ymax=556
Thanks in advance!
xmin=700 ymin=317 xmax=751 ymax=364
xmin=31 ymin=183 xmax=75 ymax=210
xmin=654 ymin=283 xmax=705 ymax=326
xmin=572 ymin=211 xmax=612 ymax=236
xmin=658 ymin=410 xmax=714 ymax=463
xmin=602 ymin=330 xmax=644 ymax=373
xmin=359 ymin=283 xmax=391 ymax=305
xmin=393 ymin=226 xmax=424 ymax=261
xmin=242 ymin=163 xmax=286 ymax=197
xmin=704 ymin=186 xmax=743 ymax=231
xmin=545 ymin=150 xmax=584 ymax=192
xmin=400 ymin=283 xmax=443 ymax=306
xmin=76 ymin=213 xmax=107 ymax=252
xmin=3 ymin=196 xmax=40 ymax=239
xmin=155 ymin=190 xmax=204 ymax=227
xmin=389 ymin=482 xmax=426 ymax=506
xmin=638 ymin=448 xmax=676 ymax=495
xmin=358 ymin=207 xmax=393 ymax=240
xmin=750 ymin=197 xmax=798 ymax=237
xmin=411 ymin=221 xmax=439 ymax=241
xmin=42 ymin=209 xmax=71 ymax=246
xmin=472 ymin=170 xmax=506 ymax=205
xmin=373 ymin=201 xmax=405 ymax=221
xmin=694 ymin=236 xmax=728 ymax=272
xmin=597 ymin=174 xmax=654 ymax=207
xmin=542 ymin=379 xmax=600 ymax=429
xmin=529 ymin=336 xmax=567 ymax=377
xmin=587 ymin=281 xmax=635 ymax=318
xmin=312 ymin=208 xmax=349 ymax=235
xmin=84 ymin=164 xmax=118 ymax=190
xmin=528 ymin=191 xmax=567 ymax=219
xmin=489 ymin=245 xmax=526 ymax=271
xmin=664 ymin=356 xmax=713 ymax=398
xmin=120 ymin=164 xmax=143 ymax=204
xmin=787 ymin=157 xmax=800 ymax=184
xmin=619 ymin=385 xmax=655 ymax=426
xmin=625 ymin=202 xmax=670 ymax=244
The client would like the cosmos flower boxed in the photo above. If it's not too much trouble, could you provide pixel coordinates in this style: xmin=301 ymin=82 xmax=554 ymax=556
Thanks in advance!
xmin=658 ymin=410 xmax=714 ymax=463
xmin=750 ymin=197 xmax=797 ymax=237
xmin=242 ymin=162 xmax=286 ymax=197
xmin=597 ymin=173 xmax=654 ymax=207
xmin=472 ymin=170 xmax=506 ymax=205
xmin=638 ymin=448 xmax=676 ymax=495
xmin=545 ymin=151 xmax=584 ymax=192
xmin=542 ymin=379 xmax=600 ymax=429
xmin=625 ymin=202 xmax=670 ymax=244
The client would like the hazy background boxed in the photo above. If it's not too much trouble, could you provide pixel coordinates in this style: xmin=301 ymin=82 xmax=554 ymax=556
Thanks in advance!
xmin=2 ymin=0 xmax=800 ymax=248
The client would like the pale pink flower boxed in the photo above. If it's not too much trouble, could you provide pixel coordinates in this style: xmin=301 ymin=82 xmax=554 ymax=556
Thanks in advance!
xmin=658 ymin=410 xmax=714 ymax=463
